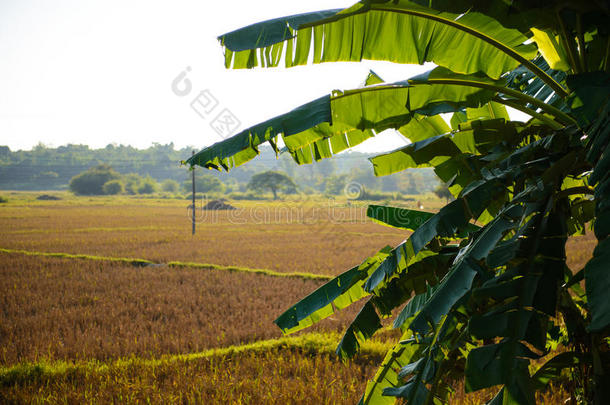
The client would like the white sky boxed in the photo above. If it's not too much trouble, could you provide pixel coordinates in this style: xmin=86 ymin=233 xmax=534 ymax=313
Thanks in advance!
xmin=0 ymin=1 xmax=524 ymax=153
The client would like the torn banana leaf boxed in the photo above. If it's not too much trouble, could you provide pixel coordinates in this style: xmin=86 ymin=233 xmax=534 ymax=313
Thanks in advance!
xmin=187 ymin=68 xmax=501 ymax=171
xmin=219 ymin=0 xmax=536 ymax=80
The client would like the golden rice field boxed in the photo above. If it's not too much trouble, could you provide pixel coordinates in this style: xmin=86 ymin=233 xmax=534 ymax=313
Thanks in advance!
xmin=0 ymin=192 xmax=595 ymax=404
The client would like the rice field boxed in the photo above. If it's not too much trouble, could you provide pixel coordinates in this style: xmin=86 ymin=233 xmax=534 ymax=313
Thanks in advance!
xmin=0 ymin=192 xmax=594 ymax=403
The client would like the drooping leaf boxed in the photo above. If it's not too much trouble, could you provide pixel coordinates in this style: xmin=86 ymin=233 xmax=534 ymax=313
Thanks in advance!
xmin=364 ymin=183 xmax=497 ymax=293
xmin=367 ymin=205 xmax=434 ymax=231
xmin=187 ymin=68 xmax=507 ymax=171
xmin=358 ymin=336 xmax=426 ymax=405
xmin=584 ymin=239 xmax=610 ymax=332
xmin=336 ymin=300 xmax=383 ymax=359
xmin=531 ymin=352 xmax=587 ymax=390
xmin=465 ymin=341 xmax=537 ymax=393
xmin=274 ymin=246 xmax=391 ymax=334
xmin=185 ymin=95 xmax=333 ymax=170
xmin=372 ymin=249 xmax=457 ymax=315
xmin=331 ymin=67 xmax=503 ymax=135
xmin=409 ymin=204 xmax=524 ymax=335
xmin=393 ymin=285 xmax=439 ymax=330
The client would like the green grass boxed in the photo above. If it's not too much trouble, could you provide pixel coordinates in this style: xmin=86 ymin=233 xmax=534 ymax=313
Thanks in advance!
xmin=0 ymin=332 xmax=390 ymax=387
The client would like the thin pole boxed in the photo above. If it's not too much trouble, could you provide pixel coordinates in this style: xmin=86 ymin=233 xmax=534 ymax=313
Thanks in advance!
xmin=191 ymin=150 xmax=196 ymax=235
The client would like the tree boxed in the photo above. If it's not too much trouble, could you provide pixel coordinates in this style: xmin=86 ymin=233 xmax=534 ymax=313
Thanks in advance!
xmin=160 ymin=179 xmax=180 ymax=193
xmin=123 ymin=173 xmax=144 ymax=195
xmin=247 ymin=171 xmax=296 ymax=200
xmin=102 ymin=179 xmax=124 ymax=195
xmin=182 ymin=172 xmax=225 ymax=194
xmin=433 ymin=183 xmax=453 ymax=203
xmin=137 ymin=176 xmax=158 ymax=194
xmin=69 ymin=164 xmax=120 ymax=195
xmin=324 ymin=174 xmax=348 ymax=195
xmin=187 ymin=2 xmax=610 ymax=403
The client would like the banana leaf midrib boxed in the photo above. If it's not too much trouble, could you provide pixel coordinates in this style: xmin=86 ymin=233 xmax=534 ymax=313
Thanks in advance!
xmin=333 ymin=78 xmax=574 ymax=126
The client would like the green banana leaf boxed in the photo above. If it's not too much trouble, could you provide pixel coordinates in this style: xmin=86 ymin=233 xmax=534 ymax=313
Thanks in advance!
xmin=366 ymin=205 xmax=434 ymax=231
xmin=219 ymin=0 xmax=537 ymax=80
xmin=186 ymin=67 xmax=504 ymax=171
xmin=363 ymin=180 xmax=500 ymax=293
xmin=358 ymin=335 xmax=427 ymax=405
xmin=370 ymin=119 xmax=522 ymax=178
xmin=274 ymin=246 xmax=392 ymax=334
xmin=409 ymin=203 xmax=524 ymax=335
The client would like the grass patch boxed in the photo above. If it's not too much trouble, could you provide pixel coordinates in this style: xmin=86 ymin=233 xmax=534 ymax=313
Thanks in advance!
xmin=0 ymin=333 xmax=389 ymax=386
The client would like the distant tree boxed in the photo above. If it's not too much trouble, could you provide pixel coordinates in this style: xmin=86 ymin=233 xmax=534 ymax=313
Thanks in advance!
xmin=102 ymin=179 xmax=124 ymax=195
xmin=137 ymin=176 xmax=158 ymax=194
xmin=0 ymin=146 xmax=10 ymax=160
xmin=34 ymin=171 xmax=61 ymax=187
xmin=324 ymin=174 xmax=348 ymax=195
xmin=248 ymin=171 xmax=296 ymax=200
xmin=349 ymin=167 xmax=379 ymax=191
xmin=123 ymin=173 xmax=144 ymax=195
xmin=36 ymin=171 xmax=59 ymax=181
xmin=394 ymin=171 xmax=425 ymax=195
xmin=160 ymin=179 xmax=180 ymax=193
xmin=182 ymin=173 xmax=225 ymax=194
xmin=433 ymin=183 xmax=453 ymax=202
xmin=69 ymin=164 xmax=120 ymax=195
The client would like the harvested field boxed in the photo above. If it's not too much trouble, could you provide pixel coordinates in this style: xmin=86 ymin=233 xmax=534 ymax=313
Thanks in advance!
xmin=0 ymin=199 xmax=407 ymax=275
xmin=0 ymin=194 xmax=596 ymax=404
xmin=0 ymin=253 xmax=359 ymax=365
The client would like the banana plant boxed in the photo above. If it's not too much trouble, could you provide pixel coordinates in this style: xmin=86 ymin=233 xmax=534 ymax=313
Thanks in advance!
xmin=186 ymin=1 xmax=610 ymax=403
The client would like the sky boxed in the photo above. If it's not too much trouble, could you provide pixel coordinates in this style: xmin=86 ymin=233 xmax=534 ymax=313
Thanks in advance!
xmin=0 ymin=0 xmax=442 ymax=154
xmin=0 ymin=1 xmax=526 ymax=154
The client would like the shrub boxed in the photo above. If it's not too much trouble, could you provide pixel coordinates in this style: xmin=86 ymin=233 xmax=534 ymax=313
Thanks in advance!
xmin=137 ymin=177 xmax=158 ymax=194
xmin=182 ymin=173 xmax=225 ymax=194
xmin=102 ymin=180 xmax=124 ymax=195
xmin=123 ymin=173 xmax=144 ymax=195
xmin=69 ymin=164 xmax=120 ymax=195
xmin=160 ymin=179 xmax=180 ymax=193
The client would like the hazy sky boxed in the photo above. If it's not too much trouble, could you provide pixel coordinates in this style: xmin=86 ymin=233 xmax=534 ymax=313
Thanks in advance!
xmin=0 ymin=0 xmax=445 ymax=153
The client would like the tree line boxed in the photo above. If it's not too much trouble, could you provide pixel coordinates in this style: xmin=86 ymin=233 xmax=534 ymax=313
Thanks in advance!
xmin=0 ymin=143 xmax=439 ymax=196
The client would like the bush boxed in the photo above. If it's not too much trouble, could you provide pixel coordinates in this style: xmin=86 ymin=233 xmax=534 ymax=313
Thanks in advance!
xmin=353 ymin=187 xmax=392 ymax=201
xmin=183 ymin=173 xmax=225 ymax=194
xmin=324 ymin=175 xmax=348 ymax=195
xmin=0 ymin=196 xmax=7 ymax=203
xmin=102 ymin=180 xmax=124 ymax=195
xmin=123 ymin=173 xmax=143 ymax=195
xmin=160 ymin=179 xmax=180 ymax=193
xmin=137 ymin=176 xmax=158 ymax=194
xmin=69 ymin=164 xmax=120 ymax=195
xmin=36 ymin=194 xmax=61 ymax=201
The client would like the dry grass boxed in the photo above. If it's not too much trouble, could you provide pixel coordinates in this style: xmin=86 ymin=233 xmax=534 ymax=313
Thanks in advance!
xmin=1 ymin=199 xmax=406 ymax=276
xmin=0 ymin=346 xmax=379 ymax=405
xmin=0 ymin=254 xmax=359 ymax=365
xmin=0 ymin=195 xmax=597 ymax=404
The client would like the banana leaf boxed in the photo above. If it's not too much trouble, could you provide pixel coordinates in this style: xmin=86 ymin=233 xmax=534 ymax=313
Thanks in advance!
xmin=219 ymin=0 xmax=536 ymax=80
